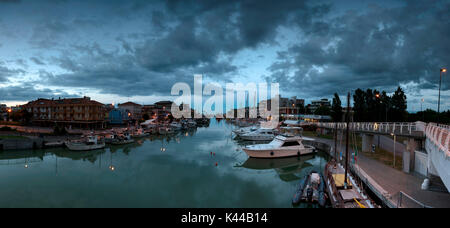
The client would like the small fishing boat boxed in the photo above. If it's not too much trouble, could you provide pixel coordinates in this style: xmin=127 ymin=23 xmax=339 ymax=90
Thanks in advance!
xmin=169 ymin=122 xmax=182 ymax=131
xmin=111 ymin=132 xmax=134 ymax=145
xmin=132 ymin=128 xmax=150 ymax=138
xmin=242 ymin=135 xmax=316 ymax=158
xmin=292 ymin=171 xmax=327 ymax=207
xmin=65 ymin=135 xmax=105 ymax=151
xmin=158 ymin=126 xmax=176 ymax=135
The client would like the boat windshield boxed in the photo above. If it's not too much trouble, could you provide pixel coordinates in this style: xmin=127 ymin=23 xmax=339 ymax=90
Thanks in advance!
xmin=268 ymin=139 xmax=283 ymax=147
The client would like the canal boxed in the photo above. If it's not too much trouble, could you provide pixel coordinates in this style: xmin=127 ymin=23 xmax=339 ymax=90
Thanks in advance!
xmin=0 ymin=119 xmax=329 ymax=208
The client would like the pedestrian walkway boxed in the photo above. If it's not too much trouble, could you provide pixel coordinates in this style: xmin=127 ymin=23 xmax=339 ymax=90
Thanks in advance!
xmin=312 ymin=137 xmax=450 ymax=208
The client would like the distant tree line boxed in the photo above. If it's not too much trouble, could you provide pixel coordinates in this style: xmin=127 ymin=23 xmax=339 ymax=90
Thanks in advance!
xmin=331 ymin=86 xmax=450 ymax=124
xmin=408 ymin=109 xmax=450 ymax=124
xmin=331 ymin=86 xmax=408 ymax=122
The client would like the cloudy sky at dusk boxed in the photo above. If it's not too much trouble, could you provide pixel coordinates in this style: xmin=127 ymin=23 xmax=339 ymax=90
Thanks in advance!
xmin=0 ymin=0 xmax=449 ymax=112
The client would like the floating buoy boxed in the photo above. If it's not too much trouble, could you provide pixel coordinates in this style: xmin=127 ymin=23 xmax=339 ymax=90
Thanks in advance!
xmin=210 ymin=152 xmax=212 ymax=155
xmin=213 ymin=152 xmax=215 ymax=156
xmin=215 ymin=162 xmax=218 ymax=166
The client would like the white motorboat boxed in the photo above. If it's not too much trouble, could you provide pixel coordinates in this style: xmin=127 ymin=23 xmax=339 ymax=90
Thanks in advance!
xmin=242 ymin=135 xmax=316 ymax=158
xmin=65 ymin=135 xmax=105 ymax=151
xmin=232 ymin=126 xmax=259 ymax=136
xmin=239 ymin=128 xmax=275 ymax=141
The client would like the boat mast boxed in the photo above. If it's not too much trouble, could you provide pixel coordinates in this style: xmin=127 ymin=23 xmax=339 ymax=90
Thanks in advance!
xmin=334 ymin=122 xmax=338 ymax=160
xmin=344 ymin=92 xmax=350 ymax=188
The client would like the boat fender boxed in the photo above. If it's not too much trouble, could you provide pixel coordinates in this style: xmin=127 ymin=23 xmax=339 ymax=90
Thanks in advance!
xmin=270 ymin=151 xmax=274 ymax=156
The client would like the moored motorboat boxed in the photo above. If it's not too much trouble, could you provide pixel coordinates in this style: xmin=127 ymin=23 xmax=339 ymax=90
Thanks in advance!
xmin=65 ymin=135 xmax=105 ymax=151
xmin=240 ymin=128 xmax=275 ymax=141
xmin=242 ymin=135 xmax=316 ymax=158
xmin=292 ymin=171 xmax=327 ymax=207
xmin=132 ymin=128 xmax=150 ymax=138
xmin=232 ymin=126 xmax=259 ymax=137
xmin=111 ymin=132 xmax=134 ymax=145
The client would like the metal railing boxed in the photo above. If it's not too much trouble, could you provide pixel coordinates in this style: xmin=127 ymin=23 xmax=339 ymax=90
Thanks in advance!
xmin=425 ymin=123 xmax=450 ymax=157
xmin=395 ymin=191 xmax=432 ymax=208
xmin=315 ymin=121 xmax=449 ymax=157
xmin=315 ymin=122 xmax=423 ymax=136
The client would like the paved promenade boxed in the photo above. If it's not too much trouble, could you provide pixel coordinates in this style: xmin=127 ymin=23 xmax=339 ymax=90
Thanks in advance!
xmin=312 ymin=137 xmax=450 ymax=208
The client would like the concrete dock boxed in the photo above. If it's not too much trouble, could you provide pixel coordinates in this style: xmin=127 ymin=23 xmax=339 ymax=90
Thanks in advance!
xmin=308 ymin=137 xmax=450 ymax=208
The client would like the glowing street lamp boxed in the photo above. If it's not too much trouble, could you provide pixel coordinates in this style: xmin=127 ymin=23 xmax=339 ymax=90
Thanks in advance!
xmin=438 ymin=68 xmax=447 ymax=124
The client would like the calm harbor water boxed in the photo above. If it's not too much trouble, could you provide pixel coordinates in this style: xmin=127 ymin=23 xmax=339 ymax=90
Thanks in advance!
xmin=0 ymin=119 xmax=329 ymax=208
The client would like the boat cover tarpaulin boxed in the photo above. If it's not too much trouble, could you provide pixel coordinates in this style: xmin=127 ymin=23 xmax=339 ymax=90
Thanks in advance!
xmin=332 ymin=174 xmax=352 ymax=188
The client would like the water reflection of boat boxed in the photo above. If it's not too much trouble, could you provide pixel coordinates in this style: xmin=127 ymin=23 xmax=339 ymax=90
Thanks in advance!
xmin=241 ymin=155 xmax=315 ymax=182
xmin=241 ymin=154 xmax=314 ymax=170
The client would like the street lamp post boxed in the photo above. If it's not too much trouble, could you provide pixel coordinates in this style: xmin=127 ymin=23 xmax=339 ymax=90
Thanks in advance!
xmin=391 ymin=132 xmax=396 ymax=168
xmin=438 ymin=68 xmax=447 ymax=124
xmin=421 ymin=98 xmax=424 ymax=121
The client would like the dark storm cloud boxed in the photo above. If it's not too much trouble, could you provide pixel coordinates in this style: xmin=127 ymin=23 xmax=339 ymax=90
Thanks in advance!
xmin=135 ymin=0 xmax=328 ymax=73
xmin=267 ymin=0 xmax=450 ymax=97
xmin=0 ymin=83 xmax=77 ymax=101
xmin=2 ymin=0 xmax=449 ymax=104
xmin=30 ymin=57 xmax=45 ymax=65
xmin=0 ymin=64 xmax=25 ymax=82
xmin=41 ymin=0 xmax=330 ymax=96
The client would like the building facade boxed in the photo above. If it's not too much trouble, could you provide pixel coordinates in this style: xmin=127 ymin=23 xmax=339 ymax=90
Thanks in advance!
xmin=23 ymin=97 xmax=106 ymax=128
xmin=308 ymin=98 xmax=331 ymax=114
xmin=118 ymin=102 xmax=142 ymax=120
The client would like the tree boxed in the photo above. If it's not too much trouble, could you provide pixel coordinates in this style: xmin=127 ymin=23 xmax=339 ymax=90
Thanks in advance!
xmin=353 ymin=88 xmax=366 ymax=122
xmin=314 ymin=105 xmax=331 ymax=116
xmin=331 ymin=93 xmax=343 ymax=122
xmin=391 ymin=86 xmax=407 ymax=121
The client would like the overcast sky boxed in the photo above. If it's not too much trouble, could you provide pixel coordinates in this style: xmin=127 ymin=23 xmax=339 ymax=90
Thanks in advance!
xmin=0 ymin=0 xmax=449 ymax=112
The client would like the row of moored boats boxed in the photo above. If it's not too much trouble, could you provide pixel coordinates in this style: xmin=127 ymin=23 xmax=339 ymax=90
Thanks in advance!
xmin=65 ymin=118 xmax=210 ymax=151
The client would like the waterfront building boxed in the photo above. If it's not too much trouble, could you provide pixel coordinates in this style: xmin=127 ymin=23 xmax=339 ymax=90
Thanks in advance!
xmin=307 ymin=98 xmax=331 ymax=114
xmin=0 ymin=104 xmax=7 ymax=113
xmin=0 ymin=104 xmax=7 ymax=121
xmin=118 ymin=102 xmax=142 ymax=120
xmin=108 ymin=108 xmax=130 ymax=125
xmin=279 ymin=96 xmax=305 ymax=117
xmin=299 ymin=114 xmax=332 ymax=123
xmin=23 ymin=96 xmax=106 ymax=129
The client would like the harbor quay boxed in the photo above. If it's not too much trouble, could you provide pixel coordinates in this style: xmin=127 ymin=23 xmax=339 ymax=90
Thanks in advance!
xmin=304 ymin=136 xmax=450 ymax=208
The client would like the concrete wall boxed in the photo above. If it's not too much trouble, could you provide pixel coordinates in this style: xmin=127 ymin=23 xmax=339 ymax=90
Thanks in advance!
xmin=0 ymin=137 xmax=44 ymax=151
xmin=414 ymin=151 xmax=428 ymax=176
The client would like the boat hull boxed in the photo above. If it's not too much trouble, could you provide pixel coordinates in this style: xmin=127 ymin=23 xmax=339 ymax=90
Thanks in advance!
xmin=65 ymin=142 xmax=105 ymax=151
xmin=111 ymin=139 xmax=134 ymax=145
xmin=243 ymin=146 xmax=315 ymax=158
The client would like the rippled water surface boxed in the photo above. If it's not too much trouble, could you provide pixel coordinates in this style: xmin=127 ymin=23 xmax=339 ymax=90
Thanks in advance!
xmin=0 ymin=119 xmax=329 ymax=208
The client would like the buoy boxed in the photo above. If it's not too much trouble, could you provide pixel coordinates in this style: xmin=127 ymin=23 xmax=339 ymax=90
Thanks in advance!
xmin=210 ymin=152 xmax=212 ymax=155
xmin=213 ymin=152 xmax=215 ymax=156
xmin=215 ymin=162 xmax=218 ymax=166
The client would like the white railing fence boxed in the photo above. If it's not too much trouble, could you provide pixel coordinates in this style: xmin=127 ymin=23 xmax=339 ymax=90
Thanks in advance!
xmin=314 ymin=121 xmax=449 ymax=158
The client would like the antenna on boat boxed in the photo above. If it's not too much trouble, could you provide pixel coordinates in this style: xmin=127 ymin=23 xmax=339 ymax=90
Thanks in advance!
xmin=344 ymin=92 xmax=350 ymax=189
